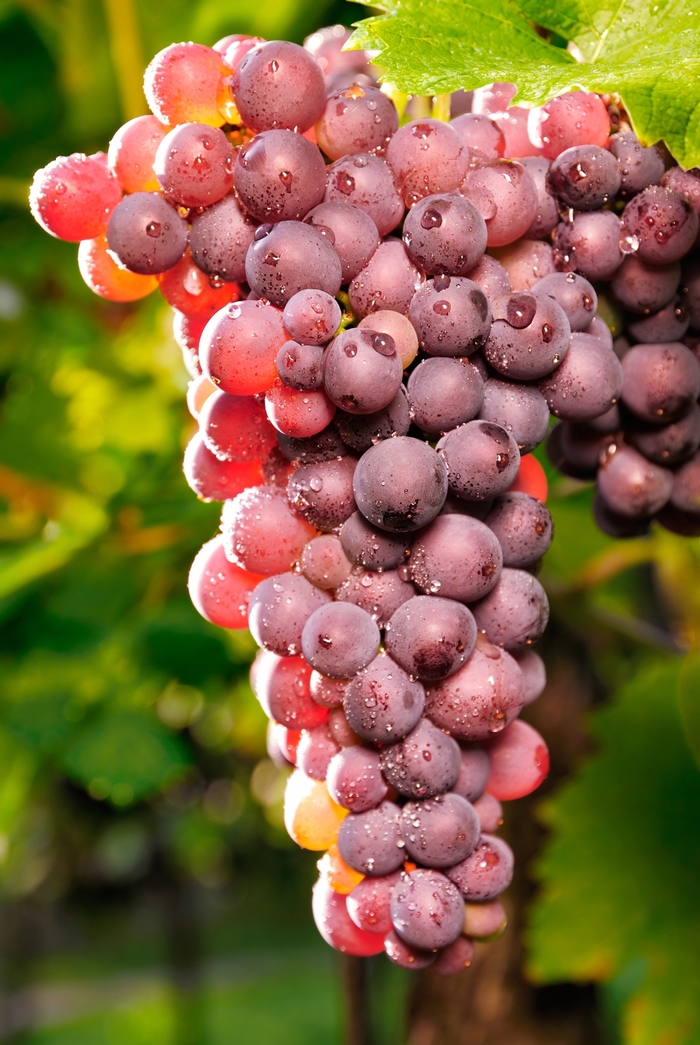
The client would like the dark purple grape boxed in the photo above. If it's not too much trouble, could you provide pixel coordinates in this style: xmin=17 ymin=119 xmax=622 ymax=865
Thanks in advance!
xmin=337 ymin=800 xmax=405 ymax=876
xmin=539 ymin=332 xmax=624 ymax=421
xmin=385 ymin=596 xmax=477 ymax=681
xmin=597 ymin=445 xmax=673 ymax=517
xmin=452 ymin=745 xmax=490 ymax=801
xmin=275 ymin=341 xmax=324 ymax=390
xmin=410 ymin=514 xmax=503 ymax=602
xmin=471 ymin=568 xmax=549 ymax=650
xmin=387 ymin=119 xmax=468 ymax=206
xmin=437 ymin=421 xmax=520 ymax=501
xmin=283 ymin=289 xmax=341 ymax=346
xmin=379 ymin=718 xmax=461 ymax=799
xmin=548 ymin=145 xmax=621 ymax=210
xmin=304 ymin=200 xmax=380 ymax=282
xmin=325 ymin=153 xmax=404 ymax=236
xmin=430 ymin=936 xmax=475 ymax=975
xmin=400 ymin=793 xmax=480 ymax=868
xmin=479 ymin=378 xmax=550 ymax=455
xmin=336 ymin=568 xmax=414 ymax=628
xmin=277 ymin=424 xmax=347 ymax=464
xmin=593 ymin=491 xmax=652 ymax=537
xmin=447 ymin=834 xmax=514 ymax=901
xmin=513 ymin=649 xmax=547 ymax=705
xmin=611 ymin=256 xmax=681 ymax=314
xmin=407 ymin=358 xmax=484 ymax=435
xmin=334 ymin=387 xmax=410 ymax=452
xmin=390 ymin=869 xmax=464 ymax=949
xmin=300 ymin=535 xmax=352 ymax=590
xmin=302 ymin=602 xmax=379 ymax=679
xmin=297 ymin=724 xmax=340 ymax=780
xmin=531 ymin=272 xmax=597 ymax=331
xmin=627 ymin=405 xmax=700 ymax=464
xmin=681 ymin=258 xmax=700 ymax=332
xmin=316 ymin=83 xmax=398 ymax=159
xmin=627 ymin=297 xmax=690 ymax=344
xmin=323 ymin=328 xmax=403 ymax=415
xmin=656 ymin=502 xmax=700 ymax=536
xmin=450 ymin=113 xmax=505 ymax=162
xmin=484 ymin=291 xmax=570 ymax=379
xmin=106 ymin=192 xmax=188 ymax=274
xmin=384 ymin=930 xmax=437 ymax=969
xmin=402 ymin=193 xmax=487 ymax=275
xmin=621 ymin=342 xmax=700 ymax=423
xmin=326 ymin=746 xmax=388 ymax=812
xmin=234 ymin=129 xmax=327 ymax=222
xmin=552 ymin=210 xmax=623 ymax=281
xmin=344 ymin=653 xmax=425 ymax=743
xmin=189 ymin=194 xmax=256 ymax=282
xmin=519 ymin=156 xmax=559 ymax=238
xmin=353 ymin=436 xmax=448 ymax=532
xmin=425 ymin=638 xmax=524 ymax=740
xmin=408 ymin=276 xmax=491 ymax=358
xmin=349 ymin=239 xmax=424 ymax=319
xmin=607 ymin=132 xmax=664 ymax=198
xmin=546 ymin=421 xmax=614 ymax=479
xmin=484 ymin=493 xmax=553 ymax=567
xmin=339 ymin=512 xmax=411 ymax=571
xmin=245 ymin=221 xmax=342 ymax=307
xmin=621 ymin=186 xmax=698 ymax=264
xmin=232 ymin=40 xmax=326 ymax=133
xmin=671 ymin=450 xmax=700 ymax=512
xmin=465 ymin=253 xmax=512 ymax=301
xmin=287 ymin=455 xmax=357 ymax=530
xmin=248 ymin=572 xmax=331 ymax=656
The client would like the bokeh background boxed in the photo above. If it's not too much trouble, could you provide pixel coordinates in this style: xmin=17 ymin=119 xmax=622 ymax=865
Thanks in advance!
xmin=1 ymin=2 xmax=699 ymax=1043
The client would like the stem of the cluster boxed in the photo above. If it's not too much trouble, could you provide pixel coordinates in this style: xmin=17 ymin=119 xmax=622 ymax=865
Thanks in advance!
xmin=340 ymin=955 xmax=373 ymax=1045
xmin=102 ymin=0 xmax=148 ymax=121
xmin=431 ymin=94 xmax=451 ymax=122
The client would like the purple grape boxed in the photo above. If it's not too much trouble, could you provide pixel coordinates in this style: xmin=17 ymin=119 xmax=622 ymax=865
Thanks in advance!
xmin=681 ymin=258 xmax=700 ymax=332
xmin=316 ymin=84 xmax=398 ymax=159
xmin=336 ymin=568 xmax=415 ymax=628
xmin=283 ymin=289 xmax=341 ymax=346
xmin=479 ymin=378 xmax=550 ymax=455
xmin=304 ymin=200 xmax=379 ymax=282
xmin=437 ymin=421 xmax=520 ymax=501
xmin=484 ymin=493 xmax=553 ymax=567
xmin=310 ymin=671 xmax=348 ymax=709
xmin=484 ymin=291 xmax=571 ymax=379
xmin=232 ymin=40 xmax=326 ymax=133
xmin=386 ymin=119 xmax=468 ymax=206
xmin=353 ymin=436 xmax=448 ymax=532
xmin=339 ymin=512 xmax=411 ymax=570
xmin=390 ymin=869 xmax=464 ymax=949
xmin=553 ymin=210 xmax=624 ymax=281
xmin=154 ymin=123 xmax=234 ymax=208
xmin=407 ymin=358 xmax=484 ymax=435
xmin=326 ymin=746 xmax=388 ymax=813
xmin=410 ymin=514 xmax=503 ymax=602
xmin=539 ymin=332 xmax=624 ymax=421
xmin=287 ymin=455 xmax=357 ymax=530
xmin=450 ymin=113 xmax=505 ymax=162
xmin=621 ymin=186 xmax=698 ymax=264
xmin=661 ymin=167 xmax=700 ymax=221
xmin=245 ymin=221 xmax=342 ymax=307
xmin=297 ymin=725 xmax=340 ymax=780
xmin=324 ymin=153 xmax=404 ymax=236
xmin=234 ymin=130 xmax=327 ymax=222
xmin=519 ymin=156 xmax=559 ymax=238
xmin=334 ymin=387 xmax=410 ymax=452
xmin=337 ymin=800 xmax=405 ymax=876
xmin=531 ymin=272 xmax=597 ymax=331
xmin=323 ymin=328 xmax=403 ymax=414
xmin=512 ymin=648 xmax=547 ymax=705
xmin=464 ymin=257 xmax=511 ymax=308
xmin=380 ymin=721 xmax=460 ymax=802
xmin=656 ymin=502 xmax=700 ymax=536
xmin=607 ymin=132 xmax=665 ymax=198
xmin=385 ymin=596 xmax=477 ymax=682
xmin=447 ymin=834 xmax=514 ymax=901
xmin=621 ymin=342 xmax=700 ymax=423
xmin=597 ymin=445 xmax=673 ymax=517
xmin=425 ymin=638 xmax=524 ymax=740
xmin=248 ymin=573 xmax=331 ymax=656
xmin=593 ymin=491 xmax=652 ymax=538
xmin=384 ymin=931 xmax=437 ymax=969
xmin=402 ymin=193 xmax=487 ymax=275
xmin=431 ymin=936 xmax=475 ymax=976
xmin=461 ymin=160 xmax=538 ymax=247
xmin=627 ymin=297 xmax=690 ymax=344
xmin=471 ymin=568 xmax=550 ymax=650
xmin=671 ymin=450 xmax=700 ymax=512
xmin=300 ymin=535 xmax=352 ymax=590
xmin=491 ymin=238 xmax=555 ymax=292
xmin=301 ymin=602 xmax=380 ymax=678
xmin=408 ymin=276 xmax=491 ymax=357
xmin=106 ymin=192 xmax=188 ymax=274
xmin=586 ymin=314 xmax=614 ymax=348
xmin=627 ymin=405 xmax=700 ymax=465
xmin=548 ymin=145 xmax=621 ymax=210
xmin=451 ymin=746 xmax=490 ymax=801
xmin=344 ymin=653 xmax=425 ymax=743
xmin=275 ymin=341 xmax=324 ymax=390
xmin=400 ymin=793 xmax=480 ymax=868
xmin=349 ymin=239 xmax=424 ymax=318
xmin=546 ymin=421 xmax=614 ymax=479
xmin=277 ymin=424 xmax=347 ymax=465
xmin=611 ymin=256 xmax=681 ymax=314
xmin=189 ymin=194 xmax=256 ymax=283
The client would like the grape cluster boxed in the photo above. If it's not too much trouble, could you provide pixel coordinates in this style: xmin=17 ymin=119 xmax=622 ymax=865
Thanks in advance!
xmin=30 ymin=21 xmax=700 ymax=971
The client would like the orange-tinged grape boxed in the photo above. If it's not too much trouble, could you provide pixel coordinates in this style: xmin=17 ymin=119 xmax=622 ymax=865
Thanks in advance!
xmin=317 ymin=843 xmax=364 ymax=894
xmin=186 ymin=374 xmax=217 ymax=419
xmin=77 ymin=236 xmax=158 ymax=301
xmin=158 ymin=254 xmax=239 ymax=318
xmin=284 ymin=769 xmax=347 ymax=850
xmin=507 ymin=453 xmax=548 ymax=503
xmin=462 ymin=899 xmax=507 ymax=940
xmin=144 ymin=43 xmax=227 ymax=127
xmin=358 ymin=310 xmax=419 ymax=369
xmin=108 ymin=115 xmax=168 ymax=193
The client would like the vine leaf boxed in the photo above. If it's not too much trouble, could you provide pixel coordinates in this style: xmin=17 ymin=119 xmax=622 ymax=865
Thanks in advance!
xmin=349 ymin=0 xmax=700 ymax=168
xmin=678 ymin=649 xmax=700 ymax=768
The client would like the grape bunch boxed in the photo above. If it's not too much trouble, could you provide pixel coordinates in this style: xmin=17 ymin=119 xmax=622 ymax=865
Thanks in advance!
xmin=30 ymin=21 xmax=697 ymax=971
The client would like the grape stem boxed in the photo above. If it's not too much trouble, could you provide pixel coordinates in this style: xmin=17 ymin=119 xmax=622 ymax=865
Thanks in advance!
xmin=340 ymin=955 xmax=373 ymax=1045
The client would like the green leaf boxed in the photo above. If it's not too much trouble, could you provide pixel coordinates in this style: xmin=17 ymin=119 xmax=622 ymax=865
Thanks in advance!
xmin=678 ymin=650 xmax=700 ymax=768
xmin=350 ymin=0 xmax=700 ymax=168
xmin=528 ymin=659 xmax=700 ymax=1045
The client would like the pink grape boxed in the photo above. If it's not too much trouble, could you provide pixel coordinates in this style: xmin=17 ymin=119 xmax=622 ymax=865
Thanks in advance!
xmin=528 ymin=91 xmax=610 ymax=159
xmin=221 ymin=485 xmax=316 ymax=575
xmin=252 ymin=649 xmax=328 ymax=729
xmin=188 ymin=536 xmax=264 ymax=628
xmin=484 ymin=719 xmax=550 ymax=800
xmin=30 ymin=152 xmax=121 ymax=242
xmin=232 ymin=40 xmax=326 ymax=133
xmin=312 ymin=879 xmax=385 ymax=956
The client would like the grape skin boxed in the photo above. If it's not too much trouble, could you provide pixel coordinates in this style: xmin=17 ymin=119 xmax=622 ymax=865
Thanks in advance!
xmin=344 ymin=653 xmax=425 ymax=743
